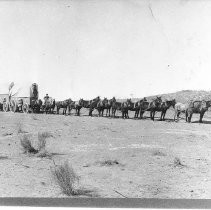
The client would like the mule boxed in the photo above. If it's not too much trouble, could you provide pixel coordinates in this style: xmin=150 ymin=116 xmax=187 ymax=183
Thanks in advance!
xmin=174 ymin=102 xmax=187 ymax=122
xmin=139 ymin=100 xmax=150 ymax=119
xmin=69 ymin=99 xmax=84 ymax=116
xmin=81 ymin=99 xmax=91 ymax=109
xmin=111 ymin=98 xmax=121 ymax=118
xmin=134 ymin=97 xmax=147 ymax=118
xmin=88 ymin=96 xmax=101 ymax=116
xmin=104 ymin=98 xmax=114 ymax=117
xmin=160 ymin=99 xmax=176 ymax=121
xmin=121 ymin=98 xmax=133 ymax=119
xmin=96 ymin=98 xmax=108 ymax=117
xmin=55 ymin=99 xmax=72 ymax=115
xmin=149 ymin=98 xmax=175 ymax=121
xmin=186 ymin=100 xmax=211 ymax=123
xmin=148 ymin=96 xmax=162 ymax=121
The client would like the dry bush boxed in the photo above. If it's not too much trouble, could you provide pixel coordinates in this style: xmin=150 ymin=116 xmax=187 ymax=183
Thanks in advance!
xmin=37 ymin=133 xmax=47 ymax=151
xmin=98 ymin=159 xmax=120 ymax=166
xmin=37 ymin=131 xmax=53 ymax=151
xmin=2 ymin=132 xmax=13 ymax=136
xmin=51 ymin=161 xmax=79 ymax=196
xmin=36 ymin=150 xmax=52 ymax=158
xmin=20 ymin=134 xmax=38 ymax=154
xmin=152 ymin=150 xmax=166 ymax=157
xmin=32 ymin=116 xmax=38 ymax=120
xmin=173 ymin=157 xmax=186 ymax=167
xmin=38 ymin=131 xmax=53 ymax=139
xmin=20 ymin=132 xmax=52 ymax=156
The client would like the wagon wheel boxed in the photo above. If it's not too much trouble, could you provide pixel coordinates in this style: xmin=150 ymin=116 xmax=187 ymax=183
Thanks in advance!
xmin=23 ymin=103 xmax=29 ymax=114
xmin=10 ymin=101 xmax=17 ymax=113
xmin=3 ymin=102 xmax=9 ymax=112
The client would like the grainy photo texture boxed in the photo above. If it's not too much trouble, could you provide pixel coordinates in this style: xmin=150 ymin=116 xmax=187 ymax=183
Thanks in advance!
xmin=0 ymin=0 xmax=211 ymax=207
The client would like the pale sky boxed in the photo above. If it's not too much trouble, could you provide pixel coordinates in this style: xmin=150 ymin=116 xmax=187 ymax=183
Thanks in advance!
xmin=0 ymin=0 xmax=211 ymax=100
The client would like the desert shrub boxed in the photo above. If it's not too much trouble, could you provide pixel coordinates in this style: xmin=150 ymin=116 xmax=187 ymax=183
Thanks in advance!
xmin=98 ymin=159 xmax=120 ymax=166
xmin=37 ymin=133 xmax=47 ymax=151
xmin=32 ymin=116 xmax=38 ymax=120
xmin=37 ymin=131 xmax=53 ymax=151
xmin=38 ymin=131 xmax=53 ymax=140
xmin=2 ymin=132 xmax=13 ymax=136
xmin=20 ymin=132 xmax=52 ymax=156
xmin=20 ymin=134 xmax=38 ymax=154
xmin=173 ymin=157 xmax=186 ymax=167
xmin=51 ymin=161 xmax=79 ymax=196
xmin=152 ymin=150 xmax=166 ymax=156
xmin=36 ymin=150 xmax=52 ymax=158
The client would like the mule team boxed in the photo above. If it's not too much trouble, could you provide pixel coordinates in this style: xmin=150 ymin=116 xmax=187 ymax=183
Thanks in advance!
xmin=42 ymin=96 xmax=211 ymax=123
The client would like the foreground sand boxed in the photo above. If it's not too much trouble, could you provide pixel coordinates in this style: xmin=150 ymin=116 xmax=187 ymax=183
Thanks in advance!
xmin=0 ymin=109 xmax=210 ymax=198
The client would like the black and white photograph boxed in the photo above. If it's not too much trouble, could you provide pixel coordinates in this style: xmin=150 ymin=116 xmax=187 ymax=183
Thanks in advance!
xmin=0 ymin=0 xmax=211 ymax=207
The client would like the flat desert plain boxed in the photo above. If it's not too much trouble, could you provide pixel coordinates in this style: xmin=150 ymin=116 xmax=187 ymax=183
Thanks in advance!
xmin=0 ymin=108 xmax=210 ymax=198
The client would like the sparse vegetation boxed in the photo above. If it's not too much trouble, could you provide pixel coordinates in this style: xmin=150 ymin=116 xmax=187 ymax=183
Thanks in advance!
xmin=51 ymin=161 xmax=80 ymax=196
xmin=32 ymin=116 xmax=38 ymax=120
xmin=97 ymin=159 xmax=120 ymax=166
xmin=20 ymin=131 xmax=52 ymax=157
xmin=20 ymin=134 xmax=38 ymax=154
xmin=36 ymin=132 xmax=53 ymax=157
xmin=38 ymin=131 xmax=53 ymax=140
xmin=2 ymin=132 xmax=13 ymax=136
xmin=152 ymin=150 xmax=166 ymax=156
xmin=37 ymin=132 xmax=47 ymax=151
xmin=36 ymin=150 xmax=52 ymax=158
xmin=173 ymin=157 xmax=186 ymax=167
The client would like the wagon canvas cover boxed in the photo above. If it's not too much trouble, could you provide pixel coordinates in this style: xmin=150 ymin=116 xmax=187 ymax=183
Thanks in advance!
xmin=0 ymin=82 xmax=33 ymax=98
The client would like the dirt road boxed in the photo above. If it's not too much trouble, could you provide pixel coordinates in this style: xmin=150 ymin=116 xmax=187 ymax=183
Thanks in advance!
xmin=0 ymin=108 xmax=210 ymax=198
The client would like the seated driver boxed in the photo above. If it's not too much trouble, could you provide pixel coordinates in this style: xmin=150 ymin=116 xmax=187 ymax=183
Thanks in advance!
xmin=44 ymin=94 xmax=50 ymax=104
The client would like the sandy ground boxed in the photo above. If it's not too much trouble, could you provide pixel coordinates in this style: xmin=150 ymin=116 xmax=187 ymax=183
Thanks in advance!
xmin=0 ymin=108 xmax=210 ymax=198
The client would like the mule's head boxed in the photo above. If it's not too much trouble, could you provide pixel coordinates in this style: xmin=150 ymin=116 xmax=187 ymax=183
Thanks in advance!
xmin=154 ymin=96 xmax=162 ymax=106
xmin=156 ymin=96 xmax=162 ymax=102
xmin=111 ymin=97 xmax=116 ymax=103
xmin=93 ymin=96 xmax=100 ymax=102
xmin=127 ymin=98 xmax=133 ymax=108
xmin=103 ymin=97 xmax=108 ymax=104
xmin=143 ymin=97 xmax=147 ymax=101
xmin=171 ymin=99 xmax=176 ymax=108
xmin=206 ymin=100 xmax=211 ymax=108
xmin=79 ymin=98 xmax=83 ymax=106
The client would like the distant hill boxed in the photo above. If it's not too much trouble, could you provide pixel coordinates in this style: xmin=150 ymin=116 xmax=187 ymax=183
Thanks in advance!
xmin=118 ymin=90 xmax=211 ymax=104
